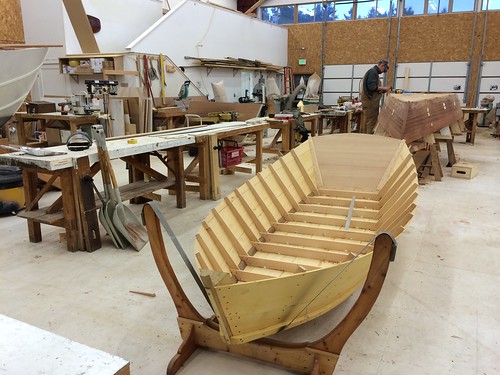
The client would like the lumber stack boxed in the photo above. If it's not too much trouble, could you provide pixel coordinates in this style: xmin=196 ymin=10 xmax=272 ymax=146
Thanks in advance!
xmin=184 ymin=56 xmax=283 ymax=73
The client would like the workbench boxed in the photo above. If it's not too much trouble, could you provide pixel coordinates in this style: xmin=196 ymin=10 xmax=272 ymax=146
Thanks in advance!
xmin=14 ymin=112 xmax=99 ymax=145
xmin=0 ymin=134 xmax=194 ymax=252
xmin=263 ymin=113 xmax=320 ymax=155
xmin=462 ymin=107 xmax=489 ymax=144
xmin=0 ymin=314 xmax=130 ymax=375
xmin=318 ymin=109 xmax=361 ymax=134
xmin=153 ymin=106 xmax=186 ymax=130
xmin=176 ymin=121 xmax=268 ymax=200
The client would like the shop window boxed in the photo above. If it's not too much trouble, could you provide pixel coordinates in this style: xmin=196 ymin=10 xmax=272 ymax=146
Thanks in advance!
xmin=335 ymin=2 xmax=354 ymax=19
xmin=482 ymin=0 xmax=500 ymax=10
xmin=452 ymin=0 xmax=474 ymax=12
xmin=261 ymin=6 xmax=295 ymax=24
xmin=298 ymin=4 xmax=316 ymax=22
xmin=403 ymin=0 xmax=425 ymax=14
xmin=428 ymin=0 xmax=449 ymax=13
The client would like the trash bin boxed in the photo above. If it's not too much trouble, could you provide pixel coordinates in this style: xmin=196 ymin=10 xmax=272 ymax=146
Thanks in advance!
xmin=0 ymin=166 xmax=24 ymax=214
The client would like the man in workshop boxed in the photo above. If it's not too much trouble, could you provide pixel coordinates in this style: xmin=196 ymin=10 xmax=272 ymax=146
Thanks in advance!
xmin=360 ymin=59 xmax=391 ymax=134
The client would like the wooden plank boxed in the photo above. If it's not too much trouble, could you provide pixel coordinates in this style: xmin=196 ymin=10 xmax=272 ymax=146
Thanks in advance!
xmin=268 ymin=164 xmax=301 ymax=212
xmin=256 ymin=173 xmax=291 ymax=221
xmin=308 ymin=195 xmax=380 ymax=210
xmin=234 ymin=189 xmax=268 ymax=234
xmin=223 ymin=196 xmax=259 ymax=242
xmin=201 ymin=221 xmax=240 ymax=270
xmin=289 ymin=211 xmax=378 ymax=231
xmin=272 ymin=221 xmax=375 ymax=242
xmin=62 ymin=0 xmax=100 ymax=53
xmin=279 ymin=157 xmax=310 ymax=203
xmin=291 ymin=148 xmax=318 ymax=195
xmin=245 ymin=180 xmax=279 ymax=224
xmin=211 ymin=208 xmax=248 ymax=258
xmin=241 ymin=255 xmax=321 ymax=273
xmin=253 ymin=242 xmax=352 ymax=263
xmin=195 ymin=233 xmax=224 ymax=272
xmin=262 ymin=232 xmax=367 ymax=253
xmin=298 ymin=203 xmax=379 ymax=219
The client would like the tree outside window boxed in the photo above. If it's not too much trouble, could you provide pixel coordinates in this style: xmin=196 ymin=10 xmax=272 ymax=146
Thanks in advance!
xmin=404 ymin=0 xmax=425 ymax=14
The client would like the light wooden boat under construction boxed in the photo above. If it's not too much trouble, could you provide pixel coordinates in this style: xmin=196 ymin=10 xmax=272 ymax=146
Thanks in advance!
xmin=379 ymin=93 xmax=463 ymax=143
xmin=143 ymin=133 xmax=418 ymax=374
xmin=194 ymin=133 xmax=418 ymax=345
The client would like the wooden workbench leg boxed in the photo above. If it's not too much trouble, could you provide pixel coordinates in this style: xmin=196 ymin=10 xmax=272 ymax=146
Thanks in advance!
xmin=129 ymin=154 xmax=149 ymax=204
xmin=22 ymin=170 xmax=42 ymax=243
xmin=74 ymin=157 xmax=101 ymax=252
xmin=15 ymin=115 xmax=27 ymax=145
xmin=446 ymin=139 xmax=456 ymax=167
xmin=255 ymin=130 xmax=263 ymax=173
xmin=60 ymin=169 xmax=80 ymax=252
xmin=471 ymin=113 xmax=478 ymax=144
xmin=197 ymin=140 xmax=209 ymax=200
xmin=208 ymin=135 xmax=221 ymax=200
xmin=167 ymin=147 xmax=186 ymax=208
xmin=282 ymin=123 xmax=290 ymax=152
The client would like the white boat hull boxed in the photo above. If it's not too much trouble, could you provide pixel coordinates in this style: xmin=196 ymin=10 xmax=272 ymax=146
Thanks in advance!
xmin=0 ymin=47 xmax=49 ymax=126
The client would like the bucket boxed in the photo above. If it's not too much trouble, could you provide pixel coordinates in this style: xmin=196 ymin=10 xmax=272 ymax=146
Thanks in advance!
xmin=0 ymin=166 xmax=25 ymax=211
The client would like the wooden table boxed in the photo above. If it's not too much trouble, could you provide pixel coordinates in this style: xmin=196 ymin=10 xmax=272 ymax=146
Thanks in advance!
xmin=319 ymin=109 xmax=361 ymax=134
xmin=461 ymin=107 xmax=489 ymax=144
xmin=14 ymin=112 xmax=99 ymax=145
xmin=173 ymin=122 xmax=268 ymax=200
xmin=263 ymin=114 xmax=320 ymax=155
xmin=0 ymin=134 xmax=194 ymax=252
xmin=153 ymin=106 xmax=186 ymax=130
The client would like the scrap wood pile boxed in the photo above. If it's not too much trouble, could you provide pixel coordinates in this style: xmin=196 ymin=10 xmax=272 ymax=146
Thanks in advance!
xmin=184 ymin=56 xmax=283 ymax=73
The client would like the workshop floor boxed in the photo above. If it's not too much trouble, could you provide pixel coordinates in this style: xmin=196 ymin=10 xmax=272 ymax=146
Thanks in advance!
xmin=0 ymin=127 xmax=499 ymax=374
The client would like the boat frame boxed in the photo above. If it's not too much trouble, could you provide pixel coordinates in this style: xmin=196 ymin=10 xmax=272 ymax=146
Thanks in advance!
xmin=143 ymin=202 xmax=397 ymax=375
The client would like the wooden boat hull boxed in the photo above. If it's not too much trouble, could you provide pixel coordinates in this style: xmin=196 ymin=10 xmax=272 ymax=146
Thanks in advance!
xmin=0 ymin=47 xmax=48 ymax=126
xmin=195 ymin=133 xmax=418 ymax=345
xmin=379 ymin=93 xmax=463 ymax=143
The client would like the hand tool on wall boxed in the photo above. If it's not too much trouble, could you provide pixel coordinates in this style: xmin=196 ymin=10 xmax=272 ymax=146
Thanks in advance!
xmin=159 ymin=53 xmax=166 ymax=105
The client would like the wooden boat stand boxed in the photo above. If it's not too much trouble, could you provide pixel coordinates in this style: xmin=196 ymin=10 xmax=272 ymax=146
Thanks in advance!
xmin=142 ymin=202 xmax=397 ymax=375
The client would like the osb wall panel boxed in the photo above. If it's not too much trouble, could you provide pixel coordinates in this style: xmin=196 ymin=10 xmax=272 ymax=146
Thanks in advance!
xmin=324 ymin=19 xmax=390 ymax=65
xmin=0 ymin=0 xmax=24 ymax=44
xmin=287 ymin=19 xmax=390 ymax=74
xmin=396 ymin=13 xmax=473 ymax=62
xmin=483 ymin=12 xmax=500 ymax=61
xmin=287 ymin=24 xmax=323 ymax=75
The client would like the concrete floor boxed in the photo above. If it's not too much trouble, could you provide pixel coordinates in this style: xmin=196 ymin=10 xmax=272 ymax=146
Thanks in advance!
xmin=0 ymin=127 xmax=499 ymax=374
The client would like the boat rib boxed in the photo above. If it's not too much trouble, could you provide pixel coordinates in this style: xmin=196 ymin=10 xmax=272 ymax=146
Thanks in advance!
xmin=195 ymin=133 xmax=418 ymax=344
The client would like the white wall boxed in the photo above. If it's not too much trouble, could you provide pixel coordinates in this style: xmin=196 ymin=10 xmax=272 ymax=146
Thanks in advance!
xmin=20 ymin=0 xmax=287 ymax=103
xmin=127 ymin=0 xmax=288 ymax=100
xmin=63 ymin=0 xmax=164 ymax=54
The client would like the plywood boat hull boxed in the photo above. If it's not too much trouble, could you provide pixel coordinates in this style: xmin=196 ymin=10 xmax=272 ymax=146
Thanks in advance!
xmin=379 ymin=93 xmax=463 ymax=143
xmin=195 ymin=133 xmax=418 ymax=345
xmin=0 ymin=47 xmax=49 ymax=126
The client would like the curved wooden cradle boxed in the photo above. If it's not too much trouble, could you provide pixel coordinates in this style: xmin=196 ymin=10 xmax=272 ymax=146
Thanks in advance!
xmin=195 ymin=133 xmax=418 ymax=345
